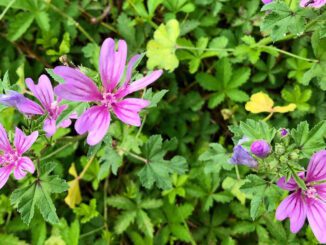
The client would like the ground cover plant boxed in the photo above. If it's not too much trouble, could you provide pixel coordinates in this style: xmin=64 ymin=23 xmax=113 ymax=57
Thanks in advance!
xmin=0 ymin=0 xmax=326 ymax=244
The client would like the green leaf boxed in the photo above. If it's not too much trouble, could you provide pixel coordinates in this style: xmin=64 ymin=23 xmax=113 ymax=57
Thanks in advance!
xmin=107 ymin=196 xmax=135 ymax=210
xmin=11 ymin=163 xmax=68 ymax=225
xmin=35 ymin=11 xmax=50 ymax=32
xmin=215 ymin=58 xmax=232 ymax=85
xmin=98 ymin=146 xmax=123 ymax=178
xmin=239 ymin=119 xmax=276 ymax=143
xmin=281 ymin=85 xmax=311 ymax=111
xmin=291 ymin=121 xmax=326 ymax=156
xmin=228 ymin=67 xmax=251 ymax=88
xmin=73 ymin=199 xmax=99 ymax=223
xmin=115 ymin=211 xmax=137 ymax=234
xmin=196 ymin=73 xmax=219 ymax=91
xmin=136 ymin=210 xmax=153 ymax=237
xmin=200 ymin=143 xmax=230 ymax=174
xmin=147 ymin=19 xmax=180 ymax=71
xmin=138 ymin=135 xmax=188 ymax=190
xmin=226 ymin=89 xmax=249 ymax=102
xmin=261 ymin=2 xmax=310 ymax=41
xmin=7 ymin=12 xmax=35 ymax=41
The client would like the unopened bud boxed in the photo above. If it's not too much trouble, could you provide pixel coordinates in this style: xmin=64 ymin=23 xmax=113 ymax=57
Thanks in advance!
xmin=275 ymin=143 xmax=286 ymax=155
xmin=250 ymin=140 xmax=271 ymax=158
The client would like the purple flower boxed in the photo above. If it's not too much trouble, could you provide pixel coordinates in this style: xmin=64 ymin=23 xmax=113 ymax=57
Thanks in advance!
xmin=300 ymin=0 xmax=326 ymax=8
xmin=280 ymin=128 xmax=288 ymax=137
xmin=53 ymin=38 xmax=163 ymax=145
xmin=0 ymin=123 xmax=38 ymax=189
xmin=0 ymin=75 xmax=75 ymax=137
xmin=262 ymin=0 xmax=273 ymax=4
xmin=250 ymin=140 xmax=271 ymax=158
xmin=276 ymin=150 xmax=326 ymax=243
xmin=230 ymin=145 xmax=258 ymax=168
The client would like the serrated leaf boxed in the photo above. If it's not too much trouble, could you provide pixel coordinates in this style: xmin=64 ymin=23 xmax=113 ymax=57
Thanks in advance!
xmin=7 ymin=12 xmax=34 ymax=41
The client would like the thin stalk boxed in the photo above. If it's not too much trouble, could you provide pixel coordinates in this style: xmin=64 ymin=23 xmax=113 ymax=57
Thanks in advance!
xmin=136 ymin=114 xmax=147 ymax=138
xmin=235 ymin=165 xmax=241 ymax=180
xmin=79 ymin=155 xmax=95 ymax=179
xmin=0 ymin=0 xmax=16 ymax=21
xmin=263 ymin=112 xmax=274 ymax=122
xmin=117 ymin=147 xmax=148 ymax=163
xmin=40 ymin=142 xmax=74 ymax=161
xmin=177 ymin=45 xmax=235 ymax=52
xmin=80 ymin=226 xmax=105 ymax=239
xmin=48 ymin=3 xmax=96 ymax=43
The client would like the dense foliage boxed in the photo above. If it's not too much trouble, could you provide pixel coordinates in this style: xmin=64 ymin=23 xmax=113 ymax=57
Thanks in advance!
xmin=0 ymin=0 xmax=326 ymax=244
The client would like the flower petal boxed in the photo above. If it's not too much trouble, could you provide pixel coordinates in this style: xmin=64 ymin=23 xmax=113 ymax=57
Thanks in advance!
xmin=0 ymin=90 xmax=44 ymax=115
xmin=75 ymin=105 xmax=111 ymax=145
xmin=277 ymin=174 xmax=304 ymax=191
xmin=112 ymin=99 xmax=150 ymax=127
xmin=14 ymin=128 xmax=38 ymax=155
xmin=0 ymin=123 xmax=12 ymax=152
xmin=100 ymin=38 xmax=127 ymax=92
xmin=14 ymin=157 xmax=35 ymax=180
xmin=276 ymin=191 xmax=307 ymax=233
xmin=53 ymin=66 xmax=102 ymax=102
xmin=116 ymin=70 xmax=163 ymax=98
xmin=307 ymin=198 xmax=326 ymax=243
xmin=120 ymin=54 xmax=142 ymax=89
xmin=0 ymin=164 xmax=14 ymax=189
xmin=43 ymin=118 xmax=57 ymax=137
xmin=306 ymin=150 xmax=326 ymax=183
xmin=26 ymin=75 xmax=54 ymax=111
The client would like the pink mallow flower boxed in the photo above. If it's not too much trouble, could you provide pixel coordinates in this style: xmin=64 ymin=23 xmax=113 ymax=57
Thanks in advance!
xmin=0 ymin=75 xmax=74 ymax=137
xmin=0 ymin=123 xmax=38 ymax=189
xmin=53 ymin=38 xmax=163 ymax=145
xmin=300 ymin=0 xmax=326 ymax=8
xmin=276 ymin=150 xmax=326 ymax=243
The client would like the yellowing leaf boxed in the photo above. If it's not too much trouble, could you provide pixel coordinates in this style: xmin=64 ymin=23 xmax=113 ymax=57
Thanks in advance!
xmin=146 ymin=19 xmax=180 ymax=72
xmin=65 ymin=164 xmax=82 ymax=208
xmin=245 ymin=92 xmax=274 ymax=113
xmin=245 ymin=92 xmax=296 ymax=114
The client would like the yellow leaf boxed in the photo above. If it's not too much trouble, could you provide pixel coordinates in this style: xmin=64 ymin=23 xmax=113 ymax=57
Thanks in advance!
xmin=64 ymin=163 xmax=82 ymax=208
xmin=245 ymin=92 xmax=274 ymax=113
xmin=65 ymin=178 xmax=82 ymax=209
xmin=273 ymin=104 xmax=296 ymax=113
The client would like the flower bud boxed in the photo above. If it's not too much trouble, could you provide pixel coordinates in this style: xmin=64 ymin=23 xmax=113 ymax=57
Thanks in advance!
xmin=230 ymin=145 xmax=258 ymax=168
xmin=280 ymin=128 xmax=288 ymax=137
xmin=262 ymin=0 xmax=273 ymax=4
xmin=275 ymin=143 xmax=286 ymax=155
xmin=250 ymin=140 xmax=271 ymax=158
xmin=279 ymin=155 xmax=288 ymax=163
xmin=289 ymin=151 xmax=299 ymax=160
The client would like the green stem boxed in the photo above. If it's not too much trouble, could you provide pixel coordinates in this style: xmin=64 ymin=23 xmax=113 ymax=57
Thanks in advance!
xmin=136 ymin=114 xmax=147 ymax=138
xmin=235 ymin=165 xmax=241 ymax=180
xmin=80 ymin=226 xmax=105 ymax=239
xmin=263 ymin=112 xmax=274 ymax=122
xmin=0 ymin=0 xmax=16 ymax=21
xmin=260 ymin=45 xmax=319 ymax=63
xmin=40 ymin=142 xmax=74 ymax=161
xmin=79 ymin=155 xmax=95 ymax=179
xmin=48 ymin=3 xmax=96 ymax=43
xmin=177 ymin=45 xmax=234 ymax=52
xmin=117 ymin=147 xmax=148 ymax=163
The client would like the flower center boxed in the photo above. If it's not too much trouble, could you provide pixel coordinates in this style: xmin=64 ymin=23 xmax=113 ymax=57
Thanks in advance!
xmin=49 ymin=101 xmax=60 ymax=118
xmin=101 ymin=93 xmax=117 ymax=109
xmin=1 ymin=151 xmax=20 ymax=167
xmin=304 ymin=187 xmax=318 ymax=199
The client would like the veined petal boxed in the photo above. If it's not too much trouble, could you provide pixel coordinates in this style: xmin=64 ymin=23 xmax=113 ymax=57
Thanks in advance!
xmin=14 ymin=157 xmax=35 ymax=180
xmin=306 ymin=150 xmax=326 ymax=183
xmin=0 ymin=164 xmax=14 ymax=189
xmin=277 ymin=175 xmax=303 ymax=191
xmin=75 ymin=105 xmax=111 ymax=145
xmin=0 ymin=123 xmax=12 ymax=152
xmin=43 ymin=118 xmax=57 ymax=137
xmin=0 ymin=91 xmax=44 ymax=115
xmin=100 ymin=38 xmax=128 ymax=92
xmin=112 ymin=99 xmax=149 ymax=127
xmin=53 ymin=66 xmax=102 ymax=102
xmin=276 ymin=191 xmax=307 ymax=233
xmin=26 ymin=75 xmax=54 ymax=111
xmin=14 ymin=128 xmax=38 ymax=155
xmin=307 ymin=198 xmax=326 ymax=243
xmin=120 ymin=54 xmax=142 ymax=89
xmin=116 ymin=70 xmax=163 ymax=98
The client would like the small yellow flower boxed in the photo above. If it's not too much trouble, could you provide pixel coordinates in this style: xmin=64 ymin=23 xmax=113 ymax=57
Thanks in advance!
xmin=245 ymin=92 xmax=296 ymax=116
